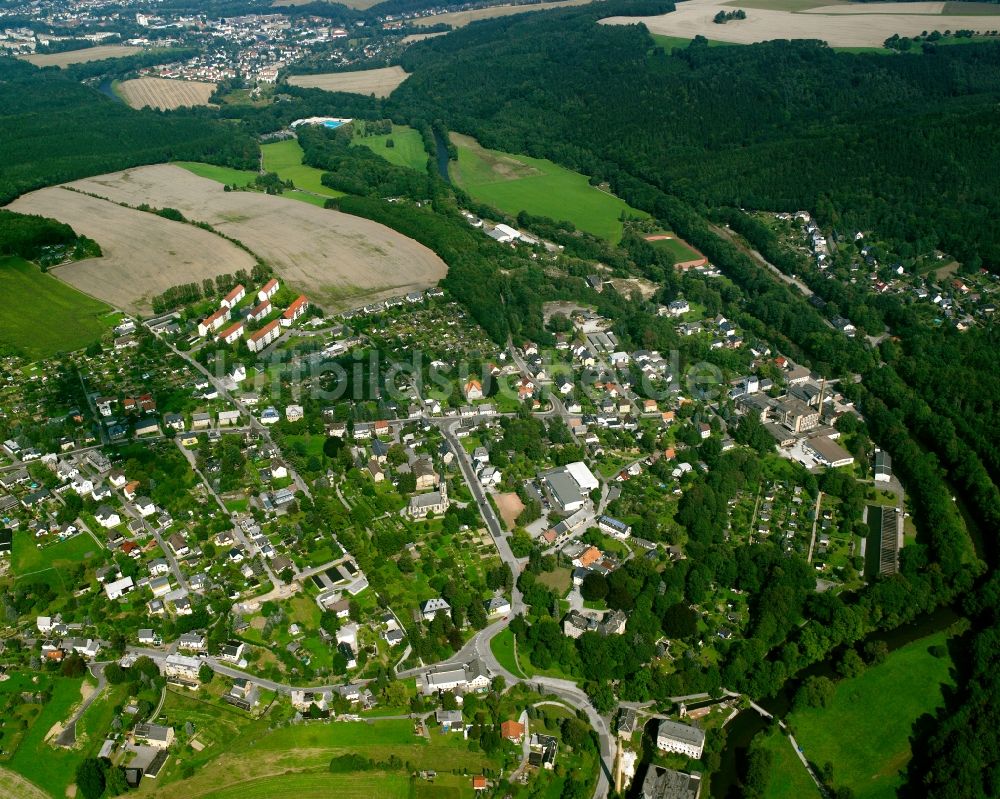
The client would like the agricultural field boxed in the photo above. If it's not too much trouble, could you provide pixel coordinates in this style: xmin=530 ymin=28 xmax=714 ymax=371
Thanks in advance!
xmin=411 ymin=0 xmax=593 ymax=27
xmin=6 ymin=186 xmax=256 ymax=315
xmin=0 ymin=767 xmax=48 ymax=799
xmin=261 ymin=138 xmax=345 ymax=199
xmin=353 ymin=124 xmax=429 ymax=172
xmin=449 ymin=133 xmax=646 ymax=242
xmin=200 ymin=772 xmax=411 ymax=799
xmin=788 ymin=631 xmax=956 ymax=799
xmin=63 ymin=165 xmax=447 ymax=310
xmin=117 ymin=77 xmax=217 ymax=110
xmin=0 ymin=256 xmax=118 ymax=359
xmin=20 ymin=44 xmax=142 ymax=67
xmin=651 ymin=33 xmax=736 ymax=50
xmin=599 ymin=0 xmax=1000 ymax=47
xmin=287 ymin=66 xmax=410 ymax=98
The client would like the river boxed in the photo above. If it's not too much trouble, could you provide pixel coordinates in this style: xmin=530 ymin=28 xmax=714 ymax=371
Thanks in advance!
xmin=710 ymin=604 xmax=961 ymax=798
xmin=98 ymin=79 xmax=124 ymax=104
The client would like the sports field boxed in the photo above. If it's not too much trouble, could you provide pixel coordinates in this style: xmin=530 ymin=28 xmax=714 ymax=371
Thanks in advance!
xmin=13 ymin=532 xmax=99 ymax=577
xmin=449 ymin=133 xmax=646 ymax=242
xmin=354 ymin=124 xmax=428 ymax=172
xmin=0 ymin=256 xmax=117 ymax=359
xmin=788 ymin=631 xmax=955 ymax=799
xmin=262 ymin=138 xmax=346 ymax=199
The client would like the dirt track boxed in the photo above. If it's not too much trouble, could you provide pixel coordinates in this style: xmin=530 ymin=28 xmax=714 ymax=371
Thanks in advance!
xmin=600 ymin=0 xmax=1000 ymax=47
xmin=7 ymin=187 xmax=255 ymax=314
xmin=64 ymin=165 xmax=447 ymax=310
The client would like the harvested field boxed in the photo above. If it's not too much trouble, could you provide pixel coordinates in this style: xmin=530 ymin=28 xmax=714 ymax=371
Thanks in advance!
xmin=0 ymin=767 xmax=48 ymax=799
xmin=495 ymin=492 xmax=525 ymax=529
xmin=287 ymin=66 xmax=409 ymax=98
xmin=600 ymin=0 xmax=1000 ymax=47
xmin=402 ymin=32 xmax=449 ymax=43
xmin=64 ymin=165 xmax=448 ymax=310
xmin=6 ymin=187 xmax=254 ymax=315
xmin=412 ymin=0 xmax=592 ymax=27
xmin=20 ymin=45 xmax=142 ymax=67
xmin=117 ymin=77 xmax=217 ymax=110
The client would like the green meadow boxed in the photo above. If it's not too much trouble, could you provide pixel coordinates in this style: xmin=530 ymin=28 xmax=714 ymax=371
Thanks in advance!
xmin=788 ymin=631 xmax=956 ymax=799
xmin=174 ymin=161 xmax=257 ymax=186
xmin=0 ymin=256 xmax=117 ymax=359
xmin=262 ymin=138 xmax=345 ymax=200
xmin=354 ymin=124 xmax=429 ymax=172
xmin=449 ymin=133 xmax=646 ymax=242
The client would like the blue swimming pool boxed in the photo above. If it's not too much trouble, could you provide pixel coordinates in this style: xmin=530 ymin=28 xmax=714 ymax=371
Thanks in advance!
xmin=323 ymin=120 xmax=344 ymax=129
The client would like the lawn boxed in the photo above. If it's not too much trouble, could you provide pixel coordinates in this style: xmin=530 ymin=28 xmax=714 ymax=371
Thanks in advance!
xmin=788 ymin=631 xmax=956 ymax=799
xmin=0 ymin=256 xmax=117 ymax=359
xmin=449 ymin=133 xmax=646 ymax=242
xmin=262 ymin=139 xmax=345 ymax=199
xmin=175 ymin=161 xmax=258 ymax=186
xmin=489 ymin=628 xmax=526 ymax=678
xmin=354 ymin=124 xmax=428 ymax=172
xmin=757 ymin=729 xmax=821 ymax=799
xmin=13 ymin=532 xmax=99 ymax=578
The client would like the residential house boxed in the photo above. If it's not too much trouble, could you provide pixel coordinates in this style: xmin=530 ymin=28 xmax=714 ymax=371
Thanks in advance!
xmin=258 ymin=278 xmax=279 ymax=302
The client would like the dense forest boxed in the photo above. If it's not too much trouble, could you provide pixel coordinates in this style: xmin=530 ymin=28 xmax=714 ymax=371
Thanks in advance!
xmin=0 ymin=58 xmax=258 ymax=203
xmin=392 ymin=4 xmax=1000 ymax=268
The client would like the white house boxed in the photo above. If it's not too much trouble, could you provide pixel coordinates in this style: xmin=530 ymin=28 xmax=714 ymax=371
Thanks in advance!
xmin=247 ymin=319 xmax=281 ymax=353
xmin=656 ymin=719 xmax=705 ymax=759
xmin=95 ymin=506 xmax=121 ymax=528
xmin=258 ymin=278 xmax=279 ymax=302
xmin=420 ymin=597 xmax=451 ymax=621
xmin=220 ymin=284 xmax=246 ymax=309
xmin=105 ymin=576 xmax=135 ymax=601
xmin=197 ymin=307 xmax=230 ymax=337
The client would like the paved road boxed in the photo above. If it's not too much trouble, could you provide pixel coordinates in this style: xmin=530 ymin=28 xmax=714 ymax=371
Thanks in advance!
xmin=434 ymin=417 xmax=525 ymax=615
